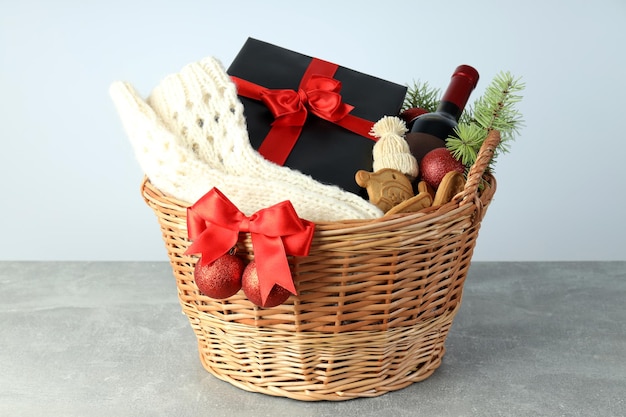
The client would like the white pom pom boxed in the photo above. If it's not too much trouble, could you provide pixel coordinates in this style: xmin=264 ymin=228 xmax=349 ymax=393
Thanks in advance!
xmin=370 ymin=116 xmax=408 ymax=139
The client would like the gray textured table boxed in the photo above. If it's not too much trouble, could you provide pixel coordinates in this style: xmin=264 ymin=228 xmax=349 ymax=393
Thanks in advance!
xmin=1 ymin=262 xmax=624 ymax=416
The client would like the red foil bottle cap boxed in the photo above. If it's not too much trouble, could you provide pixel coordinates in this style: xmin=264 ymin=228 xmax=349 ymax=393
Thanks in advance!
xmin=454 ymin=65 xmax=480 ymax=88
xmin=441 ymin=65 xmax=480 ymax=110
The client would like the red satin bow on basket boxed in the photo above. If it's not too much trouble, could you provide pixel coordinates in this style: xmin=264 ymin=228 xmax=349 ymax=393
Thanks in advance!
xmin=230 ymin=58 xmax=375 ymax=165
xmin=185 ymin=188 xmax=315 ymax=305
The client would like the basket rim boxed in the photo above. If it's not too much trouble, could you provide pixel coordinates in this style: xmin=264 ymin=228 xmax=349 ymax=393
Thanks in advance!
xmin=141 ymin=172 xmax=496 ymax=230
xmin=141 ymin=130 xmax=501 ymax=229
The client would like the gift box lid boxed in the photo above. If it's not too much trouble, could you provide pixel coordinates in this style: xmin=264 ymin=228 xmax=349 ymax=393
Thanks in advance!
xmin=228 ymin=38 xmax=407 ymax=196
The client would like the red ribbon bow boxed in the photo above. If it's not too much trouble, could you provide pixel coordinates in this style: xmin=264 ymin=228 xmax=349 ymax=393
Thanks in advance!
xmin=231 ymin=58 xmax=376 ymax=165
xmin=260 ymin=74 xmax=354 ymax=126
xmin=185 ymin=188 xmax=315 ymax=304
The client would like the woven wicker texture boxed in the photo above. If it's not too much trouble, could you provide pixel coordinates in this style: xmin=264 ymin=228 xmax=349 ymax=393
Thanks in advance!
xmin=141 ymin=130 xmax=500 ymax=401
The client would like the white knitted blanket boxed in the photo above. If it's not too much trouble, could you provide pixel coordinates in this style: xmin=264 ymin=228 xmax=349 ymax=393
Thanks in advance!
xmin=110 ymin=57 xmax=384 ymax=221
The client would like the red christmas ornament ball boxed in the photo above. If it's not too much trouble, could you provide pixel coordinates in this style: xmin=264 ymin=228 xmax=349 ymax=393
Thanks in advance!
xmin=399 ymin=107 xmax=428 ymax=127
xmin=241 ymin=260 xmax=291 ymax=308
xmin=194 ymin=254 xmax=244 ymax=299
xmin=419 ymin=147 xmax=466 ymax=188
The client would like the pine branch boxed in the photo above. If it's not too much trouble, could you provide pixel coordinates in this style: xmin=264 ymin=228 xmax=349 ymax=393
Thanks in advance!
xmin=446 ymin=123 xmax=484 ymax=166
xmin=446 ymin=71 xmax=525 ymax=171
xmin=402 ymin=80 xmax=441 ymax=113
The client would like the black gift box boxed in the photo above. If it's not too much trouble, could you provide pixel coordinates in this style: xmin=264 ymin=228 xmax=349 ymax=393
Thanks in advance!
xmin=227 ymin=38 xmax=407 ymax=196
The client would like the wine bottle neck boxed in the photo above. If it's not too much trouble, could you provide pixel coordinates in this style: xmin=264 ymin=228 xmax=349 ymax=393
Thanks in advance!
xmin=436 ymin=101 xmax=463 ymax=121
xmin=439 ymin=66 xmax=479 ymax=118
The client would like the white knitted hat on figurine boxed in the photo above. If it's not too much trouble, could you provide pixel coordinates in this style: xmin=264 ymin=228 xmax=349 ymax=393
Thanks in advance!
xmin=110 ymin=56 xmax=383 ymax=221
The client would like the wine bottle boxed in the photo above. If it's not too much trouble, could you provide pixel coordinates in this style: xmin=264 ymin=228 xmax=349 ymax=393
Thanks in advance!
xmin=406 ymin=65 xmax=479 ymax=162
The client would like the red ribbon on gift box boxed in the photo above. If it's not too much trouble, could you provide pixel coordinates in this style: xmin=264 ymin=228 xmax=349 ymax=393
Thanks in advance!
xmin=185 ymin=188 xmax=315 ymax=305
xmin=231 ymin=58 xmax=377 ymax=165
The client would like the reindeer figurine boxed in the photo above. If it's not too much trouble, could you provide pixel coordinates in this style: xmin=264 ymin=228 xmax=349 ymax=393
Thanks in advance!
xmin=355 ymin=168 xmax=413 ymax=213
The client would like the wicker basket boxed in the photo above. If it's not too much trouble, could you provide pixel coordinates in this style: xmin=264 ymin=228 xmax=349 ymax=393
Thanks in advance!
xmin=141 ymin=131 xmax=500 ymax=401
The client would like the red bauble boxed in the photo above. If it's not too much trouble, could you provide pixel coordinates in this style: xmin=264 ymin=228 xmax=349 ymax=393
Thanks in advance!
xmin=194 ymin=253 xmax=244 ymax=299
xmin=241 ymin=260 xmax=291 ymax=308
xmin=419 ymin=148 xmax=465 ymax=188
xmin=399 ymin=107 xmax=428 ymax=126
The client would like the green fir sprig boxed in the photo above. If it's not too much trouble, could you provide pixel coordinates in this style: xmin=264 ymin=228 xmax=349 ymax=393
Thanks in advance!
xmin=447 ymin=71 xmax=525 ymax=171
xmin=402 ymin=80 xmax=441 ymax=113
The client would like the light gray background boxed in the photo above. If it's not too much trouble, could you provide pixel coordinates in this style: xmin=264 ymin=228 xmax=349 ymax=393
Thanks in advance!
xmin=1 ymin=0 xmax=624 ymax=261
